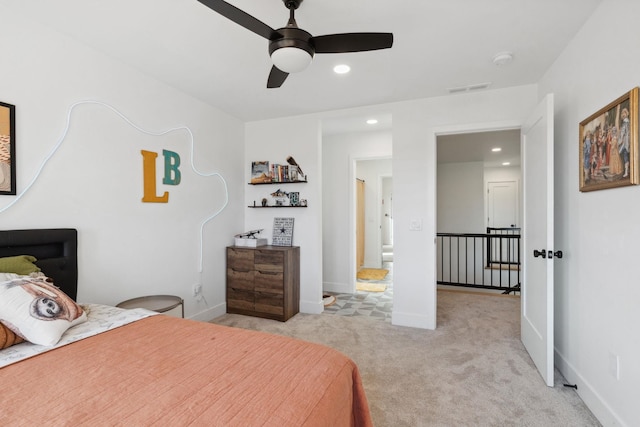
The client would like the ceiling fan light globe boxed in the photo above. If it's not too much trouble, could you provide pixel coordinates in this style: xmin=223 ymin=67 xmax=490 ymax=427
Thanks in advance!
xmin=271 ymin=47 xmax=313 ymax=73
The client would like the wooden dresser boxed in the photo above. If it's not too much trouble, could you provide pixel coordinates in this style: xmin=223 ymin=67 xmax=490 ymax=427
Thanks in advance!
xmin=226 ymin=245 xmax=300 ymax=321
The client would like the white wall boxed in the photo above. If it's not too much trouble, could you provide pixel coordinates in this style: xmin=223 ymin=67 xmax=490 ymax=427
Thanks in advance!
xmin=538 ymin=0 xmax=640 ymax=425
xmin=437 ymin=161 xmax=485 ymax=233
xmin=321 ymin=130 xmax=392 ymax=294
xmin=0 ymin=6 xmax=245 ymax=320
xmin=390 ymin=86 xmax=538 ymax=329
xmin=245 ymin=117 xmax=323 ymax=314
xmin=248 ymin=85 xmax=538 ymax=328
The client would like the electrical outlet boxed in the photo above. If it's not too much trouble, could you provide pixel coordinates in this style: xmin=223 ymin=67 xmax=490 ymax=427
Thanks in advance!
xmin=193 ymin=283 xmax=202 ymax=297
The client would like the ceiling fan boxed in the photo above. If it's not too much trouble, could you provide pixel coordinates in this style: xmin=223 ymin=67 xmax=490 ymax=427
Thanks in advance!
xmin=197 ymin=0 xmax=394 ymax=88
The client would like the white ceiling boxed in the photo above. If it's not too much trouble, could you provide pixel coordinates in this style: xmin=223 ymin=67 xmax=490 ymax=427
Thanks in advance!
xmin=3 ymin=0 xmax=601 ymax=132
xmin=438 ymin=129 xmax=521 ymax=168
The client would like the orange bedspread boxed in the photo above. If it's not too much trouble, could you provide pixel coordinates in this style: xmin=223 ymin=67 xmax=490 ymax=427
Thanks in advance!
xmin=0 ymin=316 xmax=372 ymax=426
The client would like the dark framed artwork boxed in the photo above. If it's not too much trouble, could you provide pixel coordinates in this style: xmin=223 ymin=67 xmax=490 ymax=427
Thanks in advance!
xmin=579 ymin=87 xmax=638 ymax=192
xmin=0 ymin=101 xmax=16 ymax=195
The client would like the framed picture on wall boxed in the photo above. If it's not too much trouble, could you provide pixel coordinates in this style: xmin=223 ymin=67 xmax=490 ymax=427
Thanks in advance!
xmin=579 ymin=87 xmax=639 ymax=192
xmin=0 ymin=101 xmax=16 ymax=195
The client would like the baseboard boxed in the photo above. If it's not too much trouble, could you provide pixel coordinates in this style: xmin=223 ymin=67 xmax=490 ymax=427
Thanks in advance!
xmin=300 ymin=298 xmax=323 ymax=314
xmin=555 ymin=348 xmax=626 ymax=426
xmin=323 ymin=281 xmax=352 ymax=294
xmin=391 ymin=310 xmax=435 ymax=330
xmin=189 ymin=302 xmax=226 ymax=322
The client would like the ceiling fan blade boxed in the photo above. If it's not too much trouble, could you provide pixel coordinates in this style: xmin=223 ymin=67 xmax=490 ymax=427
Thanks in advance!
xmin=267 ymin=66 xmax=289 ymax=88
xmin=197 ymin=0 xmax=278 ymax=40
xmin=313 ymin=33 xmax=393 ymax=53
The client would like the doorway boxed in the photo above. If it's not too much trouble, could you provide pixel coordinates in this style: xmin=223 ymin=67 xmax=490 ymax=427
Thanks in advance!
xmin=436 ymin=129 xmax=522 ymax=294
xmin=355 ymin=158 xmax=392 ymax=270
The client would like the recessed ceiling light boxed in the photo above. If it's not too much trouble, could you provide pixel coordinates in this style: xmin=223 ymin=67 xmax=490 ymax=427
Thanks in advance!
xmin=366 ymin=119 xmax=378 ymax=125
xmin=333 ymin=64 xmax=351 ymax=74
xmin=492 ymin=147 xmax=502 ymax=152
xmin=502 ymin=162 xmax=511 ymax=166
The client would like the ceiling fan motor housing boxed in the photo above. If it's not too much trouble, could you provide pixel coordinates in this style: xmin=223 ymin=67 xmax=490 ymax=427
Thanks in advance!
xmin=283 ymin=0 xmax=303 ymax=10
xmin=269 ymin=27 xmax=315 ymax=73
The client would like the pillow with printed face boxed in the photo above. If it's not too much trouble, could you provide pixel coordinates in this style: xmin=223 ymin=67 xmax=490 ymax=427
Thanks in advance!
xmin=0 ymin=274 xmax=86 ymax=346
xmin=0 ymin=255 xmax=41 ymax=275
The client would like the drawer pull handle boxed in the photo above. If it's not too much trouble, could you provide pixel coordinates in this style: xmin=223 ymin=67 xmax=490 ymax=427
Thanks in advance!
xmin=258 ymin=271 xmax=280 ymax=275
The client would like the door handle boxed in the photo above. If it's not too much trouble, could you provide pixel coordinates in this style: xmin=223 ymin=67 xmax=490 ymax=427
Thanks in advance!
xmin=533 ymin=249 xmax=546 ymax=258
xmin=552 ymin=250 xmax=563 ymax=259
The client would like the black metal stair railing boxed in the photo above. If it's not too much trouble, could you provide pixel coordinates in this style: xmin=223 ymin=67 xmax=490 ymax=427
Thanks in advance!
xmin=436 ymin=228 xmax=521 ymax=294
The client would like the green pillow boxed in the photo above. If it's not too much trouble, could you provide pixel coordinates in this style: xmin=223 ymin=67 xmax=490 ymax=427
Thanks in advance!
xmin=0 ymin=255 xmax=41 ymax=275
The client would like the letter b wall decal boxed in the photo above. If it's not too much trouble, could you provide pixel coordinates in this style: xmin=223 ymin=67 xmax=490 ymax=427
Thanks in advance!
xmin=141 ymin=149 xmax=181 ymax=203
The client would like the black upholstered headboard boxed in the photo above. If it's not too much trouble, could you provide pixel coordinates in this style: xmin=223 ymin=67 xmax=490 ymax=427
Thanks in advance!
xmin=0 ymin=229 xmax=78 ymax=301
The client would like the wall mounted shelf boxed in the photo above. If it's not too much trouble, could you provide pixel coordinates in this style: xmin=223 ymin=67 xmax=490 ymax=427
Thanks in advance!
xmin=248 ymin=206 xmax=307 ymax=208
xmin=248 ymin=180 xmax=308 ymax=185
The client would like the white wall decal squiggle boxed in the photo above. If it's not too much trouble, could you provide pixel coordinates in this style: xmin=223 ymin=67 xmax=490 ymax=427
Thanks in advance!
xmin=0 ymin=100 xmax=229 ymax=273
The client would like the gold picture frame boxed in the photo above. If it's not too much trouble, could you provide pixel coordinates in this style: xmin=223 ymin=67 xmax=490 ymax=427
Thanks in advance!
xmin=579 ymin=87 xmax=638 ymax=192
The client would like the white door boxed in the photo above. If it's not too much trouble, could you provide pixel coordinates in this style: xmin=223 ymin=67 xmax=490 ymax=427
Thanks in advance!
xmin=487 ymin=181 xmax=518 ymax=228
xmin=521 ymin=94 xmax=556 ymax=387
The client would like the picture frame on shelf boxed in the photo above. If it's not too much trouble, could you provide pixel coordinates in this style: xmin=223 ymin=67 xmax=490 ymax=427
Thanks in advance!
xmin=289 ymin=192 xmax=299 ymax=206
xmin=0 ymin=101 xmax=16 ymax=195
xmin=251 ymin=161 xmax=271 ymax=184
xmin=579 ymin=87 xmax=638 ymax=192
xmin=272 ymin=217 xmax=294 ymax=246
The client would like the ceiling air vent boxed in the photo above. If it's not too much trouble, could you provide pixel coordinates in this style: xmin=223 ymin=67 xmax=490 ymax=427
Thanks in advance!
xmin=448 ymin=82 xmax=492 ymax=94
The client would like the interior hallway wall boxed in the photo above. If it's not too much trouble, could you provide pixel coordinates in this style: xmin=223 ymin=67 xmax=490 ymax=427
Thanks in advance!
xmin=538 ymin=0 xmax=640 ymax=424
xmin=0 ymin=6 xmax=245 ymax=320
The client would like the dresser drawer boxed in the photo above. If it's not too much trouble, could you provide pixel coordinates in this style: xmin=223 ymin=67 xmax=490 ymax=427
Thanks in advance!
xmin=255 ymin=292 xmax=284 ymax=316
xmin=227 ymin=248 xmax=254 ymax=271
xmin=227 ymin=268 xmax=254 ymax=290
xmin=227 ymin=288 xmax=254 ymax=311
xmin=254 ymin=270 xmax=284 ymax=293
xmin=255 ymin=251 xmax=284 ymax=273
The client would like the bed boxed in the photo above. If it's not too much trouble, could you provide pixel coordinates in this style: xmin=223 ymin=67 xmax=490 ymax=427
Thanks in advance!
xmin=0 ymin=229 xmax=372 ymax=426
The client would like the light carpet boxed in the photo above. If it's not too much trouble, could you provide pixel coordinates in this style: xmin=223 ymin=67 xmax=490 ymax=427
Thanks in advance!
xmin=356 ymin=281 xmax=387 ymax=292
xmin=357 ymin=268 xmax=389 ymax=281
xmin=212 ymin=290 xmax=600 ymax=426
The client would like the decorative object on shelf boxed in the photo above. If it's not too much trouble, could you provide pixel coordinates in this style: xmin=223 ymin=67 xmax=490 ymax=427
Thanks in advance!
xmin=234 ymin=229 xmax=267 ymax=247
xmin=579 ymin=87 xmax=638 ymax=192
xmin=286 ymin=156 xmax=305 ymax=181
xmin=261 ymin=198 xmax=268 ymax=207
xmin=289 ymin=192 xmax=300 ymax=206
xmin=272 ymin=217 xmax=294 ymax=246
xmin=300 ymin=199 xmax=307 ymax=207
xmin=270 ymin=188 xmax=289 ymax=206
xmin=251 ymin=161 xmax=271 ymax=184
xmin=0 ymin=101 xmax=16 ymax=195
xmin=248 ymin=156 xmax=307 ymax=184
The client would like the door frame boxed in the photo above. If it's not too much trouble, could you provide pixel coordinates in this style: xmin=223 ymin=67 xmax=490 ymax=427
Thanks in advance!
xmin=433 ymin=119 xmax=525 ymax=302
